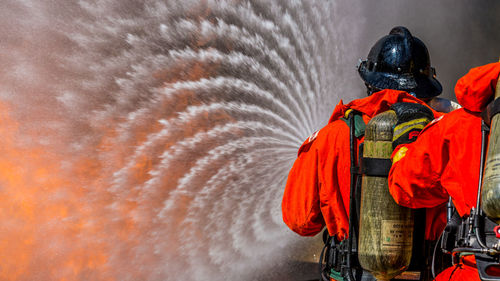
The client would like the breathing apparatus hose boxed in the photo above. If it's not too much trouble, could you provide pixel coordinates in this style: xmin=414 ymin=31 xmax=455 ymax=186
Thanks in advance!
xmin=431 ymin=231 xmax=443 ymax=279
xmin=473 ymin=121 xmax=490 ymax=249
xmin=452 ymin=247 xmax=500 ymax=255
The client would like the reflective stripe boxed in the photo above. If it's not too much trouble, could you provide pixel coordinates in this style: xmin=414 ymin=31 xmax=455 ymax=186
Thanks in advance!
xmin=392 ymin=118 xmax=429 ymax=141
xmin=344 ymin=109 xmax=353 ymax=118
xmin=392 ymin=146 xmax=409 ymax=164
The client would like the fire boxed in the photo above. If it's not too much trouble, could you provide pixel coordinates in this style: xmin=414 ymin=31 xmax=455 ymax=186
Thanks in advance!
xmin=0 ymin=102 xmax=112 ymax=281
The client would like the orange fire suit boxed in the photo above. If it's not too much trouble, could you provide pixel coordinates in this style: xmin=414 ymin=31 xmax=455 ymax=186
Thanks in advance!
xmin=388 ymin=62 xmax=500 ymax=280
xmin=282 ymin=89 xmax=441 ymax=240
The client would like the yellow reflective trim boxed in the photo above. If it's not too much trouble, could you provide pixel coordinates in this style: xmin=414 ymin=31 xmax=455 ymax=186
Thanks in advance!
xmin=393 ymin=123 xmax=426 ymax=140
xmin=394 ymin=117 xmax=429 ymax=132
xmin=344 ymin=109 xmax=353 ymax=118
xmin=392 ymin=146 xmax=409 ymax=163
xmin=392 ymin=118 xmax=430 ymax=141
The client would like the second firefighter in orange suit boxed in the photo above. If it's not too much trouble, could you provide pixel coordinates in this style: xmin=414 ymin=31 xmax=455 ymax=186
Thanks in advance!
xmin=388 ymin=62 xmax=500 ymax=280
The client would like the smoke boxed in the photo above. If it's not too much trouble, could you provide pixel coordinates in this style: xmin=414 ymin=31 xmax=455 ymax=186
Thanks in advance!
xmin=359 ymin=0 xmax=500 ymax=99
xmin=0 ymin=1 xmax=498 ymax=281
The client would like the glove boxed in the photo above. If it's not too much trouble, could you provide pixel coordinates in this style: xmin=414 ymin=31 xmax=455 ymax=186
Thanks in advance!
xmin=391 ymin=102 xmax=434 ymax=149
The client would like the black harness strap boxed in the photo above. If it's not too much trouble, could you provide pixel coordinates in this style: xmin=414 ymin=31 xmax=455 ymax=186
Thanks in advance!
xmin=320 ymin=110 xmax=367 ymax=281
xmin=345 ymin=110 xmax=364 ymax=281
xmin=481 ymin=98 xmax=500 ymax=126
xmin=361 ymin=158 xmax=392 ymax=177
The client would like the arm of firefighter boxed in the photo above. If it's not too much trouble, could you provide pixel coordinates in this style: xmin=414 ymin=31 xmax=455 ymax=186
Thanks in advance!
xmin=455 ymin=61 xmax=500 ymax=113
xmin=282 ymin=134 xmax=325 ymax=236
xmin=388 ymin=118 xmax=449 ymax=209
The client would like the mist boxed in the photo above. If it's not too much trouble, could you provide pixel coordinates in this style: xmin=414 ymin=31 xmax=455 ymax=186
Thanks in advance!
xmin=0 ymin=1 xmax=498 ymax=281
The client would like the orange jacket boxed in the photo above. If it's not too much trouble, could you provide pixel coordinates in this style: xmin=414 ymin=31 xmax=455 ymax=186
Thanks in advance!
xmin=389 ymin=62 xmax=500 ymax=238
xmin=389 ymin=62 xmax=500 ymax=280
xmin=282 ymin=89 xmax=440 ymax=239
xmin=434 ymin=255 xmax=481 ymax=281
xmin=435 ymin=254 xmax=500 ymax=280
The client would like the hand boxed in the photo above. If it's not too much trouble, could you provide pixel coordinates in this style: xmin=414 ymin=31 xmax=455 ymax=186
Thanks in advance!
xmin=391 ymin=102 xmax=434 ymax=149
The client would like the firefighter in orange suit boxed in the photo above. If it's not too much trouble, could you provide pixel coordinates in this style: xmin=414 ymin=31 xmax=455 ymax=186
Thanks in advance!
xmin=282 ymin=89 xmax=442 ymax=238
xmin=388 ymin=62 xmax=500 ymax=280
xmin=282 ymin=26 xmax=444 ymax=242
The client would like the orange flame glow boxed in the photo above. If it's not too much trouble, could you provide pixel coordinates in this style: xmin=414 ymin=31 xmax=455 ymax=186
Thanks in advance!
xmin=0 ymin=102 xmax=113 ymax=281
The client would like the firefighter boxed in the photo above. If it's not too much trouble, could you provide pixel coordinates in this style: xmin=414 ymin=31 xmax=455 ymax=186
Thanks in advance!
xmin=388 ymin=62 xmax=500 ymax=280
xmin=281 ymin=26 xmax=443 ymax=280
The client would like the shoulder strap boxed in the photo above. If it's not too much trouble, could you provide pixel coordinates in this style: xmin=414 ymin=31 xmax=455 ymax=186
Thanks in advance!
xmin=341 ymin=110 xmax=366 ymax=138
xmin=322 ymin=110 xmax=366 ymax=281
xmin=345 ymin=110 xmax=362 ymax=281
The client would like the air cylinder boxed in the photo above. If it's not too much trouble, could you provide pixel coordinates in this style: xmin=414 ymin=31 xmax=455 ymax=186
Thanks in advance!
xmin=481 ymin=78 xmax=500 ymax=224
xmin=358 ymin=110 xmax=414 ymax=281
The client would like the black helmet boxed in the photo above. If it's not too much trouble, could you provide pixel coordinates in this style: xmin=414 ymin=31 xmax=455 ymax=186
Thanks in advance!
xmin=357 ymin=26 xmax=442 ymax=99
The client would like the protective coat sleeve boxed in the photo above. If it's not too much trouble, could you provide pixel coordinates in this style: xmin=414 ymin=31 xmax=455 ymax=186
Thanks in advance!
xmin=281 ymin=135 xmax=324 ymax=236
xmin=388 ymin=119 xmax=451 ymax=240
xmin=389 ymin=119 xmax=450 ymax=209
xmin=389 ymin=108 xmax=485 ymax=239
xmin=282 ymin=120 xmax=351 ymax=238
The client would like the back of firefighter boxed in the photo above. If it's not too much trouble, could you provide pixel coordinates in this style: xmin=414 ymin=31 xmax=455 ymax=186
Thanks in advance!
xmin=388 ymin=62 xmax=500 ymax=280
xmin=282 ymin=26 xmax=445 ymax=280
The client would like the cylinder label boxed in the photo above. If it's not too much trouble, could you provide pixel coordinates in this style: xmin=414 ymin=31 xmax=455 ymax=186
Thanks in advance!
xmin=381 ymin=220 xmax=413 ymax=250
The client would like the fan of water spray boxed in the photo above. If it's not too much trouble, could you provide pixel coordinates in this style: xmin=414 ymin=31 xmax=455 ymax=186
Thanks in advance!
xmin=0 ymin=1 xmax=362 ymax=280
